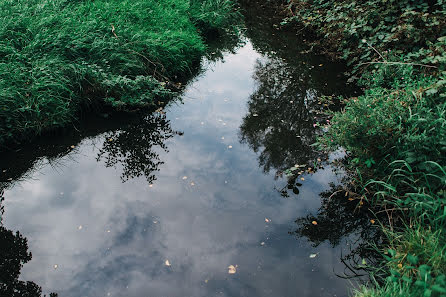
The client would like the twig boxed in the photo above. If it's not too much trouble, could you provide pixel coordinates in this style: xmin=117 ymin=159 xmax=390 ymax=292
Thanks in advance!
xmin=357 ymin=61 xmax=438 ymax=69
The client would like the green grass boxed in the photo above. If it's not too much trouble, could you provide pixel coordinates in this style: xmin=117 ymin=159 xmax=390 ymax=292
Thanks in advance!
xmin=0 ymin=0 xmax=238 ymax=146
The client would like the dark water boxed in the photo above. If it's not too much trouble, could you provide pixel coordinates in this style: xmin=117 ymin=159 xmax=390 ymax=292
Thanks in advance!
xmin=0 ymin=4 xmax=377 ymax=297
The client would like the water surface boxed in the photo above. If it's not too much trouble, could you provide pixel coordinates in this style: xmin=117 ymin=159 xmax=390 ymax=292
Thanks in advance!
xmin=0 ymin=7 xmax=373 ymax=297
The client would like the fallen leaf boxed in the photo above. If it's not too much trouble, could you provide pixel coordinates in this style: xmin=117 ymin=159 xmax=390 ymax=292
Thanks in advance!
xmin=260 ymin=242 xmax=265 ymax=246
xmin=53 ymin=264 xmax=58 ymax=269
xmin=370 ymin=219 xmax=375 ymax=224
xmin=309 ymin=253 xmax=318 ymax=258
xmin=70 ymin=145 xmax=75 ymax=149
xmin=397 ymin=263 xmax=402 ymax=269
xmin=78 ymin=225 xmax=83 ymax=230
xmin=312 ymin=221 xmax=318 ymax=225
xmin=228 ymin=265 xmax=237 ymax=274
xmin=300 ymin=177 xmax=305 ymax=181
xmin=190 ymin=182 xmax=195 ymax=186
xmin=228 ymin=145 xmax=233 ymax=149
xmin=205 ymin=279 xmax=209 ymax=283
xmin=149 ymin=184 xmax=153 ymax=188
xmin=265 ymin=218 xmax=271 ymax=223
xmin=182 ymin=176 xmax=188 ymax=180
xmin=165 ymin=259 xmax=171 ymax=267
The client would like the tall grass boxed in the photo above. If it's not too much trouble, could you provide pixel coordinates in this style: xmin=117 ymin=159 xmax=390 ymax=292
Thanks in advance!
xmin=0 ymin=0 xmax=239 ymax=146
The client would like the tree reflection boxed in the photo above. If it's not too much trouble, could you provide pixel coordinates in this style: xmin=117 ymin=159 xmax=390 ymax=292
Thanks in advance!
xmin=240 ymin=57 xmax=321 ymax=174
xmin=291 ymin=184 xmax=385 ymax=278
xmin=96 ymin=112 xmax=179 ymax=183
xmin=0 ymin=193 xmax=57 ymax=297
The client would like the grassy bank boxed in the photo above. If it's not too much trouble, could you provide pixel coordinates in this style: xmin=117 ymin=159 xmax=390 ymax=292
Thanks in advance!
xmin=280 ymin=0 xmax=446 ymax=296
xmin=0 ymin=0 xmax=238 ymax=147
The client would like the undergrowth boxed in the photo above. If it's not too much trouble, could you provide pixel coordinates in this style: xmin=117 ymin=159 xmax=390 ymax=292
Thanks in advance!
xmin=0 ymin=0 xmax=239 ymax=147
xmin=279 ymin=0 xmax=446 ymax=296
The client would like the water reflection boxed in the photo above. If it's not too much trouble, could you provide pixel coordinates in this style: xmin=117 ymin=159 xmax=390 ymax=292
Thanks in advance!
xmin=0 ymin=193 xmax=57 ymax=297
xmin=96 ymin=113 xmax=178 ymax=183
xmin=239 ymin=57 xmax=320 ymax=174
xmin=291 ymin=184 xmax=383 ymax=278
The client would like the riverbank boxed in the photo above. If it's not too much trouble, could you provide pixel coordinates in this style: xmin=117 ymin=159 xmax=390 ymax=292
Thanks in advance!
xmin=0 ymin=0 xmax=239 ymax=147
xmin=278 ymin=0 xmax=445 ymax=296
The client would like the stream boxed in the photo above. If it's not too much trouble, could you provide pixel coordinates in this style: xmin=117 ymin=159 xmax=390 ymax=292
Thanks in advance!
xmin=0 ymin=3 xmax=376 ymax=297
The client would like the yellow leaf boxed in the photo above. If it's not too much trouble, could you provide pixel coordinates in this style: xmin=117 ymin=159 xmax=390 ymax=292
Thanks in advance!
xmin=228 ymin=265 xmax=237 ymax=274
xmin=312 ymin=221 xmax=318 ymax=225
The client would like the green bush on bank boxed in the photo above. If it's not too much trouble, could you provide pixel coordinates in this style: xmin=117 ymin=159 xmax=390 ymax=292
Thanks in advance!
xmin=281 ymin=0 xmax=446 ymax=296
xmin=0 ymin=0 xmax=238 ymax=146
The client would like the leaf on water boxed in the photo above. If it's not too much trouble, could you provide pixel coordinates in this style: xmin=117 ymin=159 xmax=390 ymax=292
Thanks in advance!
xmin=228 ymin=265 xmax=237 ymax=274
xmin=300 ymin=177 xmax=305 ymax=181
xmin=190 ymin=182 xmax=195 ymax=186
xmin=370 ymin=219 xmax=375 ymax=224
xmin=309 ymin=253 xmax=318 ymax=258
xmin=221 ymin=136 xmax=225 ymax=140
xmin=165 ymin=259 xmax=171 ymax=267
xmin=78 ymin=225 xmax=83 ymax=230
xmin=106 ymin=230 xmax=111 ymax=233
xmin=265 ymin=218 xmax=271 ymax=223
xmin=53 ymin=264 xmax=58 ymax=269
xmin=182 ymin=176 xmax=188 ymax=180
xmin=205 ymin=279 xmax=209 ymax=283
xmin=260 ymin=242 xmax=265 ymax=246
xmin=149 ymin=184 xmax=153 ymax=188
xmin=70 ymin=145 xmax=75 ymax=149
xmin=228 ymin=145 xmax=233 ymax=149
xmin=319 ymin=64 xmax=323 ymax=66
xmin=312 ymin=221 xmax=318 ymax=225
xmin=348 ymin=198 xmax=354 ymax=201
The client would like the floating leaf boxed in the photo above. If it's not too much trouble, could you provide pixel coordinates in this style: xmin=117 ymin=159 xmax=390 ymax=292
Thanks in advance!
xmin=309 ymin=253 xmax=318 ymax=258
xmin=265 ymin=218 xmax=271 ymax=223
xmin=165 ymin=259 xmax=171 ymax=266
xmin=228 ymin=265 xmax=237 ymax=274
xmin=182 ymin=176 xmax=188 ymax=180
xmin=312 ymin=221 xmax=318 ymax=225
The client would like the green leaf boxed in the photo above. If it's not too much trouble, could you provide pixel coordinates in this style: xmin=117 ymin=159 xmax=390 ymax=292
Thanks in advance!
xmin=431 ymin=285 xmax=446 ymax=293
xmin=408 ymin=254 xmax=419 ymax=265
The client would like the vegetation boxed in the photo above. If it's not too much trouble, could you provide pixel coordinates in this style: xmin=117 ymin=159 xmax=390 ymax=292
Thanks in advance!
xmin=280 ymin=0 xmax=446 ymax=296
xmin=0 ymin=0 xmax=239 ymax=147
